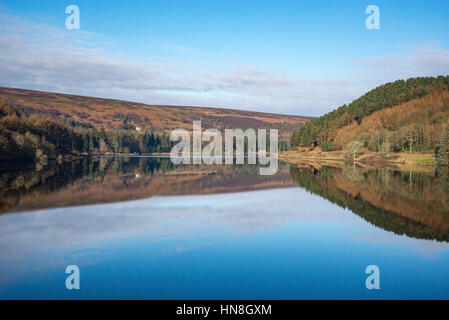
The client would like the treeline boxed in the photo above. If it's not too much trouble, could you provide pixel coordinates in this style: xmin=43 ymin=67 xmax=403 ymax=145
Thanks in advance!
xmin=0 ymin=100 xmax=80 ymax=166
xmin=70 ymin=127 xmax=172 ymax=154
xmin=290 ymin=76 xmax=449 ymax=153
xmin=0 ymin=99 xmax=173 ymax=166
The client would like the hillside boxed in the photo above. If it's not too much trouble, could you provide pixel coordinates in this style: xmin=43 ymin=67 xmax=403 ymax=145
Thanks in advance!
xmin=0 ymin=87 xmax=311 ymax=139
xmin=290 ymin=76 xmax=449 ymax=153
xmin=332 ymin=90 xmax=449 ymax=151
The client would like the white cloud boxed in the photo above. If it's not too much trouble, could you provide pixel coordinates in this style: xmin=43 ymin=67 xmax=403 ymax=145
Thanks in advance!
xmin=0 ymin=10 xmax=448 ymax=116
xmin=0 ymin=10 xmax=362 ymax=116
xmin=355 ymin=47 xmax=449 ymax=82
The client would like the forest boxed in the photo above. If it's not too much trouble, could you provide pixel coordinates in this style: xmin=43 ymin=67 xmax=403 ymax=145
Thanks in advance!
xmin=0 ymin=98 xmax=289 ymax=168
xmin=289 ymin=76 xmax=449 ymax=163
xmin=0 ymin=98 xmax=173 ymax=167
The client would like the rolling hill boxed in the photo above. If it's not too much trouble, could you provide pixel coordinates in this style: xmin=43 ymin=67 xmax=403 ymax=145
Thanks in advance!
xmin=0 ymin=87 xmax=311 ymax=139
xmin=290 ymin=75 xmax=449 ymax=153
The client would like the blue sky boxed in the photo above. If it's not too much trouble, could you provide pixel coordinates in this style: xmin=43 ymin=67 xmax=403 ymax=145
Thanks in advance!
xmin=1 ymin=0 xmax=449 ymax=115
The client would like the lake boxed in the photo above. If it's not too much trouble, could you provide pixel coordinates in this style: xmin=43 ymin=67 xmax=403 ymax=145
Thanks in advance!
xmin=1 ymin=156 xmax=449 ymax=299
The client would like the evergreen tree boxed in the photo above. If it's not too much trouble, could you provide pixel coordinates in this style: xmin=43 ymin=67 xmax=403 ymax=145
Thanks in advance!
xmin=89 ymin=131 xmax=95 ymax=151
xmin=112 ymin=132 xmax=123 ymax=153
xmin=99 ymin=127 xmax=107 ymax=140
xmin=438 ymin=124 xmax=449 ymax=166
xmin=82 ymin=134 xmax=89 ymax=152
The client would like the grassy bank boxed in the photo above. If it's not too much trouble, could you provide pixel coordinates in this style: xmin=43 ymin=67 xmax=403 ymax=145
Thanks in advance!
xmin=279 ymin=149 xmax=437 ymax=170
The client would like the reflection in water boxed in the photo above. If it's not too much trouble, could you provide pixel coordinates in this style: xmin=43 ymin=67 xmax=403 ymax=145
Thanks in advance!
xmin=2 ymin=185 xmax=449 ymax=299
xmin=1 ymin=158 xmax=449 ymax=299
xmin=0 ymin=156 xmax=294 ymax=214
xmin=2 ymin=157 xmax=449 ymax=242
xmin=289 ymin=164 xmax=449 ymax=242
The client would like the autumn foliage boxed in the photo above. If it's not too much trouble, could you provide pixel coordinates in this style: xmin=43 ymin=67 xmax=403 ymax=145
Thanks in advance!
xmin=290 ymin=76 xmax=449 ymax=154
xmin=333 ymin=90 xmax=449 ymax=152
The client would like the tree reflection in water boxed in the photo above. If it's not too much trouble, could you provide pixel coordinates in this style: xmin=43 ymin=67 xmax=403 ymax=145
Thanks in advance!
xmin=289 ymin=164 xmax=449 ymax=242
xmin=0 ymin=156 xmax=293 ymax=214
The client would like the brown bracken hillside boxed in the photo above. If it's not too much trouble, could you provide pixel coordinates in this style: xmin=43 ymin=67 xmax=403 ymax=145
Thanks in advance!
xmin=0 ymin=87 xmax=311 ymax=138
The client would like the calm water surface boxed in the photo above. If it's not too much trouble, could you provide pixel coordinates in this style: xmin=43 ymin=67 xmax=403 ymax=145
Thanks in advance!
xmin=1 ymin=157 xmax=449 ymax=299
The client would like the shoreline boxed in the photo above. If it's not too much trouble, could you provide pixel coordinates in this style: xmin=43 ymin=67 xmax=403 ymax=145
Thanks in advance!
xmin=279 ymin=150 xmax=437 ymax=171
